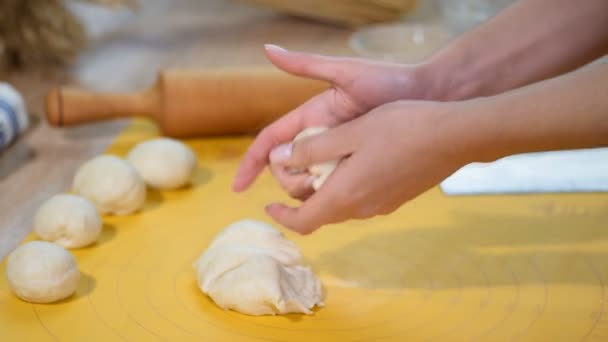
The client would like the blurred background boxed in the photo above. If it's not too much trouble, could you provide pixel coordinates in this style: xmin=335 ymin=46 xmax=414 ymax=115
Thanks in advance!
xmin=1 ymin=0 xmax=607 ymax=264
xmin=0 ymin=0 xmax=518 ymax=253
xmin=0 ymin=0 xmax=517 ymax=114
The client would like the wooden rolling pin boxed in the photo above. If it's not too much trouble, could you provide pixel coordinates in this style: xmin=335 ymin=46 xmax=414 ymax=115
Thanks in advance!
xmin=45 ymin=68 xmax=328 ymax=137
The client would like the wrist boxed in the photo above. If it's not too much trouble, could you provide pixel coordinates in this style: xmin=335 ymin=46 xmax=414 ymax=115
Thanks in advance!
xmin=439 ymin=98 xmax=508 ymax=165
xmin=417 ymin=46 xmax=486 ymax=101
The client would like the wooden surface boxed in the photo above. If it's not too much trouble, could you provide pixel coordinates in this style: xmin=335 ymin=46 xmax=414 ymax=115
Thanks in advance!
xmin=0 ymin=0 xmax=354 ymax=259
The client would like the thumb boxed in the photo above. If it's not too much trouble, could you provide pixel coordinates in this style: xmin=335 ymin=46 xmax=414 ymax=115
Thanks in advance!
xmin=269 ymin=124 xmax=357 ymax=170
xmin=264 ymin=44 xmax=358 ymax=84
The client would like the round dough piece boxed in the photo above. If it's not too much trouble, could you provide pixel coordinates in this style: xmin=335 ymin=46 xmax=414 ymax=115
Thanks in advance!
xmin=6 ymin=241 xmax=80 ymax=303
xmin=73 ymin=155 xmax=146 ymax=215
xmin=127 ymin=138 xmax=197 ymax=190
xmin=294 ymin=127 xmax=339 ymax=190
xmin=34 ymin=194 xmax=102 ymax=249
xmin=193 ymin=219 xmax=323 ymax=316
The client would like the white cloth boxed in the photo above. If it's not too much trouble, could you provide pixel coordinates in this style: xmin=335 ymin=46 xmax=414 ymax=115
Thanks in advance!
xmin=440 ymin=148 xmax=608 ymax=195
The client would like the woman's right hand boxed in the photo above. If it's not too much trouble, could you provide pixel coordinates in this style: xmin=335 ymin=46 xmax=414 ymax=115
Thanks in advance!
xmin=233 ymin=45 xmax=436 ymax=195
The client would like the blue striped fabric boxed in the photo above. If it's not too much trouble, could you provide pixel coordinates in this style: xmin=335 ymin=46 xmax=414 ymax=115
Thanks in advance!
xmin=0 ymin=120 xmax=5 ymax=147
xmin=0 ymin=98 xmax=19 ymax=138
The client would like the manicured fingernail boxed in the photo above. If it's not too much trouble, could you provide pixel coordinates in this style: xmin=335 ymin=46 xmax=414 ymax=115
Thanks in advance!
xmin=270 ymin=143 xmax=292 ymax=163
xmin=264 ymin=44 xmax=287 ymax=53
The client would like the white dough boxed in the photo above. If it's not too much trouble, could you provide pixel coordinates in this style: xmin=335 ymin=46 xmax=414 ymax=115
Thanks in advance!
xmin=193 ymin=220 xmax=323 ymax=316
xmin=6 ymin=241 xmax=80 ymax=303
xmin=127 ymin=138 xmax=197 ymax=190
xmin=34 ymin=194 xmax=102 ymax=249
xmin=294 ymin=127 xmax=338 ymax=190
xmin=73 ymin=155 xmax=146 ymax=215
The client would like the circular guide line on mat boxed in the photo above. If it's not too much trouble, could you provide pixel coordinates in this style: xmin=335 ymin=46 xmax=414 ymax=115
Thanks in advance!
xmin=7 ymin=212 xmax=608 ymax=341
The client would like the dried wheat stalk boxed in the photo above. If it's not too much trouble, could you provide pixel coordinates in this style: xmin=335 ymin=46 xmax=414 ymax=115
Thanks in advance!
xmin=0 ymin=0 xmax=135 ymax=69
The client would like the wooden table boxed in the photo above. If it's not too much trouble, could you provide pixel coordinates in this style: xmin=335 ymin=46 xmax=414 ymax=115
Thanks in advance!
xmin=0 ymin=0 xmax=354 ymax=259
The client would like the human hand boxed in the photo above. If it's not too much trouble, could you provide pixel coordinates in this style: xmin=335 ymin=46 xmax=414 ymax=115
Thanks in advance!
xmin=265 ymin=100 xmax=473 ymax=234
xmin=233 ymin=45 xmax=434 ymax=193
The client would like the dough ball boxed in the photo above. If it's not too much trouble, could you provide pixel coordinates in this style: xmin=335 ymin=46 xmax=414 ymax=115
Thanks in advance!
xmin=6 ymin=241 xmax=80 ymax=303
xmin=127 ymin=138 xmax=197 ymax=190
xmin=193 ymin=220 xmax=323 ymax=316
xmin=294 ymin=127 xmax=339 ymax=190
xmin=34 ymin=194 xmax=102 ymax=249
xmin=73 ymin=155 xmax=146 ymax=215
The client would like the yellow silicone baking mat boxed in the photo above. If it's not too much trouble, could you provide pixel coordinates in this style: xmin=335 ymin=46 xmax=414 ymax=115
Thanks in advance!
xmin=2 ymin=119 xmax=608 ymax=341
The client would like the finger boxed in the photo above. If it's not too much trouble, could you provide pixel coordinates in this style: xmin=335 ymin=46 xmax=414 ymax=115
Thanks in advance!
xmin=264 ymin=44 xmax=361 ymax=85
xmin=265 ymin=199 xmax=338 ymax=235
xmin=233 ymin=91 xmax=337 ymax=192
xmin=269 ymin=123 xmax=358 ymax=170
xmin=232 ymin=112 xmax=300 ymax=192
xmin=265 ymin=156 xmax=359 ymax=234
xmin=269 ymin=163 xmax=315 ymax=200
xmin=265 ymin=187 xmax=349 ymax=235
xmin=268 ymin=139 xmax=387 ymax=234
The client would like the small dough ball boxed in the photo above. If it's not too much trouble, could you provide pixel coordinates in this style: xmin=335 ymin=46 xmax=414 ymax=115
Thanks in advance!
xmin=127 ymin=138 xmax=197 ymax=190
xmin=294 ymin=127 xmax=339 ymax=190
xmin=6 ymin=241 xmax=80 ymax=303
xmin=193 ymin=220 xmax=323 ymax=316
xmin=73 ymin=155 xmax=146 ymax=215
xmin=34 ymin=194 xmax=102 ymax=249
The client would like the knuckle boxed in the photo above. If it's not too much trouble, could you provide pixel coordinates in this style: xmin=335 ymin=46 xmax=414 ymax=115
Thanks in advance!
xmin=285 ymin=185 xmax=297 ymax=196
xmin=259 ymin=127 xmax=281 ymax=148
xmin=283 ymin=180 xmax=310 ymax=199
xmin=296 ymin=193 xmax=313 ymax=202
xmin=292 ymin=189 xmax=313 ymax=202
xmin=286 ymin=186 xmax=303 ymax=198
xmin=257 ymin=127 xmax=274 ymax=145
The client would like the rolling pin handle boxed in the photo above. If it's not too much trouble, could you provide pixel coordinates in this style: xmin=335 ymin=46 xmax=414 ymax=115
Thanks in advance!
xmin=45 ymin=87 xmax=159 ymax=127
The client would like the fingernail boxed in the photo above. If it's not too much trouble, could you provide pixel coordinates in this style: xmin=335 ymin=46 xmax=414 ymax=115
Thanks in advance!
xmin=264 ymin=44 xmax=287 ymax=53
xmin=270 ymin=143 xmax=292 ymax=163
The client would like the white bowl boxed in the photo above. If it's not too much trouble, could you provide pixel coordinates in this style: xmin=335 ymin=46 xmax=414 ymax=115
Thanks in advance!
xmin=350 ymin=23 xmax=453 ymax=63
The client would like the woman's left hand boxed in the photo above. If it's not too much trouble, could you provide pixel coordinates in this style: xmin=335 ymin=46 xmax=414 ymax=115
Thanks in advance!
xmin=266 ymin=100 xmax=473 ymax=234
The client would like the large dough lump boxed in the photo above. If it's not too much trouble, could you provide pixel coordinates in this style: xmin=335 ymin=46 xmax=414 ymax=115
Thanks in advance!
xmin=193 ymin=219 xmax=323 ymax=316
xmin=73 ymin=155 xmax=146 ymax=215
xmin=127 ymin=138 xmax=197 ymax=190
xmin=5 ymin=241 xmax=80 ymax=303
xmin=34 ymin=194 xmax=102 ymax=249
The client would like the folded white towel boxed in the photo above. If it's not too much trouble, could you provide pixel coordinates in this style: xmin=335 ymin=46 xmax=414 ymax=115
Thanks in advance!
xmin=440 ymin=148 xmax=608 ymax=195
